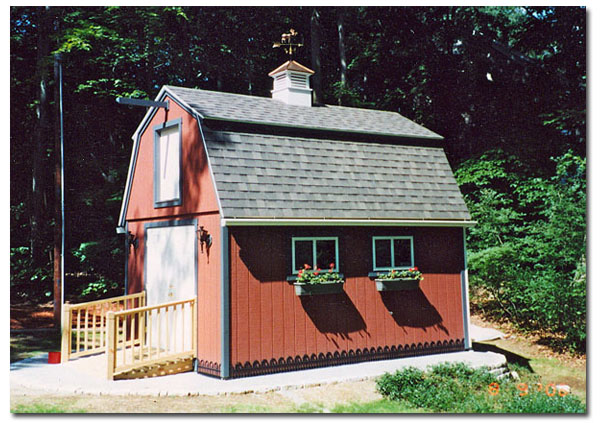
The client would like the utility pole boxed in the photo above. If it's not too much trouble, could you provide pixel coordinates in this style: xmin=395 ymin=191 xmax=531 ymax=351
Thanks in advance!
xmin=53 ymin=51 xmax=64 ymax=328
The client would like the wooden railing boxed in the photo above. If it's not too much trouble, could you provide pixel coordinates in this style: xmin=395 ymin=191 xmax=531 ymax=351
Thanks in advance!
xmin=106 ymin=298 xmax=197 ymax=380
xmin=61 ymin=292 xmax=146 ymax=363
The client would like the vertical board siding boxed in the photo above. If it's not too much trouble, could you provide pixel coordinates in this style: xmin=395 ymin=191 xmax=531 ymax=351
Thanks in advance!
xmin=229 ymin=226 xmax=465 ymax=374
xmin=125 ymin=95 xmax=219 ymax=222
xmin=124 ymin=95 xmax=223 ymax=375
xmin=127 ymin=213 xmax=222 ymax=375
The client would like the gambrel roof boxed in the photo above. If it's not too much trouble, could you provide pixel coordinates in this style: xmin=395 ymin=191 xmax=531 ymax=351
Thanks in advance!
xmin=166 ymin=86 xmax=443 ymax=141
xmin=118 ymin=85 xmax=473 ymax=229
xmin=203 ymin=129 xmax=471 ymax=221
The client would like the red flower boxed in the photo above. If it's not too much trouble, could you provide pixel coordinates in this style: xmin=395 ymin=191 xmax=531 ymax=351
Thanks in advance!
xmin=304 ymin=263 xmax=311 ymax=270
xmin=329 ymin=262 xmax=335 ymax=269
xmin=413 ymin=267 xmax=419 ymax=271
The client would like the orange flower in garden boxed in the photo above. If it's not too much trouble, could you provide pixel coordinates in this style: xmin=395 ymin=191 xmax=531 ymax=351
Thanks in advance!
xmin=304 ymin=263 xmax=311 ymax=270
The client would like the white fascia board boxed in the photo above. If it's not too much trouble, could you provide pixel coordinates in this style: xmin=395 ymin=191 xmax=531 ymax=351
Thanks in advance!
xmin=222 ymin=218 xmax=477 ymax=227
xmin=116 ymin=130 xmax=141 ymax=230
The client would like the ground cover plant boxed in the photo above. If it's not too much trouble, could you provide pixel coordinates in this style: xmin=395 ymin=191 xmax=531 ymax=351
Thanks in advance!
xmin=375 ymin=362 xmax=585 ymax=413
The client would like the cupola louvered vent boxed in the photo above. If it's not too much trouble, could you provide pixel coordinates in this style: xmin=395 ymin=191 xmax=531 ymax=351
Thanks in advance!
xmin=274 ymin=73 xmax=287 ymax=91
xmin=269 ymin=60 xmax=314 ymax=107
xmin=290 ymin=72 xmax=308 ymax=89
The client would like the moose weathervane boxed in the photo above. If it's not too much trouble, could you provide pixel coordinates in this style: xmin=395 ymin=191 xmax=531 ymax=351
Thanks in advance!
xmin=273 ymin=29 xmax=304 ymax=58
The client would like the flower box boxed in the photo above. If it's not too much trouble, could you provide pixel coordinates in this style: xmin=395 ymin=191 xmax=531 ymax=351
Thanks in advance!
xmin=293 ymin=281 xmax=345 ymax=296
xmin=374 ymin=278 xmax=420 ymax=292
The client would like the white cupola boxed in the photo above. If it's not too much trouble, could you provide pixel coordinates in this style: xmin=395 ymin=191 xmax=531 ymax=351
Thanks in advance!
xmin=268 ymin=60 xmax=314 ymax=107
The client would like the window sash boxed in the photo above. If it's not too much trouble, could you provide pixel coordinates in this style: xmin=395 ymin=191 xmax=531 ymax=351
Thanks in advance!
xmin=372 ymin=236 xmax=414 ymax=271
xmin=158 ymin=126 xmax=180 ymax=201
xmin=291 ymin=237 xmax=339 ymax=273
xmin=154 ymin=119 xmax=182 ymax=208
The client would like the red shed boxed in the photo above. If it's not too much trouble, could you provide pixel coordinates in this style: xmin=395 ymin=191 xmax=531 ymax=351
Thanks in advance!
xmin=117 ymin=59 xmax=476 ymax=379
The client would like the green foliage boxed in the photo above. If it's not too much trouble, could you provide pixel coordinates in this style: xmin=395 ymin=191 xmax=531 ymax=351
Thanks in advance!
xmin=376 ymin=363 xmax=585 ymax=413
xmin=296 ymin=267 xmax=344 ymax=285
xmin=501 ymin=390 xmax=586 ymax=414
xmin=10 ymin=6 xmax=585 ymax=317
xmin=377 ymin=363 xmax=499 ymax=412
xmin=71 ymin=241 xmax=123 ymax=300
xmin=459 ymin=150 xmax=586 ymax=352
xmin=12 ymin=403 xmax=87 ymax=414
xmin=10 ymin=247 xmax=53 ymax=303
xmin=330 ymin=399 xmax=423 ymax=413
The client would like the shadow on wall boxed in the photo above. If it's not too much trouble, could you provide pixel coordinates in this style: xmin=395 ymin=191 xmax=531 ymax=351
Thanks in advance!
xmin=379 ymin=290 xmax=448 ymax=334
xmin=300 ymin=292 xmax=368 ymax=348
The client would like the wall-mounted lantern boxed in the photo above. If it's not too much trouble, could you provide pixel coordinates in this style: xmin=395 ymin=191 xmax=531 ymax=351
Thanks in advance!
xmin=197 ymin=226 xmax=212 ymax=253
xmin=127 ymin=231 xmax=138 ymax=250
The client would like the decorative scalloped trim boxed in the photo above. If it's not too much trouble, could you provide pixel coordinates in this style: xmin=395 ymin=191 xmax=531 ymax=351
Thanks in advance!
xmin=196 ymin=359 xmax=221 ymax=378
xmin=229 ymin=339 xmax=465 ymax=378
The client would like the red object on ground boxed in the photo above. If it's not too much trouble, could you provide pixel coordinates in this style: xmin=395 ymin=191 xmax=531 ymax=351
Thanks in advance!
xmin=48 ymin=351 xmax=61 ymax=364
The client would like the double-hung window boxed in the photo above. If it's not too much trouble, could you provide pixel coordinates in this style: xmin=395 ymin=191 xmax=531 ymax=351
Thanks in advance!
xmin=372 ymin=236 xmax=414 ymax=271
xmin=154 ymin=118 xmax=182 ymax=208
xmin=292 ymin=237 xmax=339 ymax=273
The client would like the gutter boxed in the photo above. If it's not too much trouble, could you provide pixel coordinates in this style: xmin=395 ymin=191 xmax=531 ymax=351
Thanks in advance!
xmin=222 ymin=218 xmax=477 ymax=228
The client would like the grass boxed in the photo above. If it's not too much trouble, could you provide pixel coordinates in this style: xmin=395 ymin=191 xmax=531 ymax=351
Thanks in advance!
xmin=331 ymin=399 xmax=423 ymax=413
xmin=11 ymin=403 xmax=87 ymax=414
xmin=528 ymin=356 xmax=587 ymax=402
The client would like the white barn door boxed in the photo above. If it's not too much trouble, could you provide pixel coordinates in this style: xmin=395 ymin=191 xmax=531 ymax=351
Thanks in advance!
xmin=145 ymin=222 xmax=196 ymax=353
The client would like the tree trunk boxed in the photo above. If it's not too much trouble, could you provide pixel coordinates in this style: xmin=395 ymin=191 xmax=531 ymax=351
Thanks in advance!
xmin=337 ymin=8 xmax=348 ymax=105
xmin=310 ymin=7 xmax=323 ymax=105
xmin=31 ymin=6 xmax=52 ymax=267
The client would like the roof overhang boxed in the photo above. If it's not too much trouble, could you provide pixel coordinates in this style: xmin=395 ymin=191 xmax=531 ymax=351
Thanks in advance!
xmin=268 ymin=60 xmax=315 ymax=76
xmin=221 ymin=218 xmax=477 ymax=228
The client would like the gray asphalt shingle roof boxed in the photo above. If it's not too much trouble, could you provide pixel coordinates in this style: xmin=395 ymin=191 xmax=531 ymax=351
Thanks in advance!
xmin=166 ymin=86 xmax=443 ymax=140
xmin=203 ymin=130 xmax=471 ymax=221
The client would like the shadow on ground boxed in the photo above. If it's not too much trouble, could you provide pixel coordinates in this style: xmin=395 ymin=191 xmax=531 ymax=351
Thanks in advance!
xmin=472 ymin=341 xmax=533 ymax=372
xmin=10 ymin=329 xmax=61 ymax=363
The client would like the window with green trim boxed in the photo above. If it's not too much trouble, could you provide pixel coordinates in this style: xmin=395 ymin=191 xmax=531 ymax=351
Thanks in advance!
xmin=291 ymin=237 xmax=339 ymax=273
xmin=372 ymin=236 xmax=414 ymax=271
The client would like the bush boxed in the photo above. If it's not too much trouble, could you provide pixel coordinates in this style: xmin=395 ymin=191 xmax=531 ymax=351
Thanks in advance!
xmin=502 ymin=391 xmax=585 ymax=414
xmin=376 ymin=363 xmax=585 ymax=413
xmin=376 ymin=366 xmax=425 ymax=401
xmin=376 ymin=363 xmax=498 ymax=412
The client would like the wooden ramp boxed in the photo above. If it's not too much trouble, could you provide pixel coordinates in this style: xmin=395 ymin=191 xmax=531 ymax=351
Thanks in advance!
xmin=113 ymin=353 xmax=195 ymax=380
xmin=61 ymin=294 xmax=197 ymax=381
